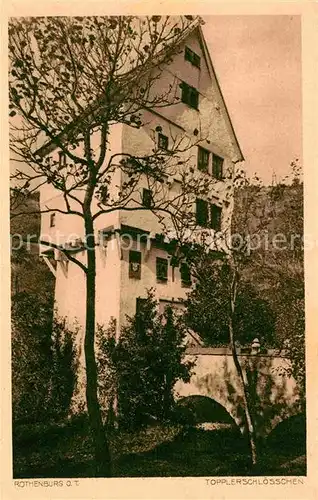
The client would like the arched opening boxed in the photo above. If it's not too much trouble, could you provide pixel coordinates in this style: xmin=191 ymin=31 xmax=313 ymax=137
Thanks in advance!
xmin=266 ymin=413 xmax=306 ymax=457
xmin=176 ymin=394 xmax=238 ymax=428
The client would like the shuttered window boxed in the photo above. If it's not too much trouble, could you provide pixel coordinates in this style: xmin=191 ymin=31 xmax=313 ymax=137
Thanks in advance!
xmin=129 ymin=250 xmax=141 ymax=279
xmin=196 ymin=199 xmax=209 ymax=227
xmin=156 ymin=257 xmax=168 ymax=282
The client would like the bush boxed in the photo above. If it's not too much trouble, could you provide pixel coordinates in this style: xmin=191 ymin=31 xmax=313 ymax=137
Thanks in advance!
xmin=97 ymin=290 xmax=195 ymax=430
xmin=12 ymin=292 xmax=78 ymax=424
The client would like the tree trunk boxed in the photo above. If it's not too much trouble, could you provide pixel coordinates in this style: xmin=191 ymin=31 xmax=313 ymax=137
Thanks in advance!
xmin=84 ymin=212 xmax=112 ymax=477
xmin=229 ymin=268 xmax=258 ymax=467
xmin=229 ymin=317 xmax=258 ymax=466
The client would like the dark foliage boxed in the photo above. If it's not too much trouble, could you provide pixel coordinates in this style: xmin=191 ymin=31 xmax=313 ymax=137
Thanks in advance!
xmin=183 ymin=259 xmax=276 ymax=347
xmin=11 ymin=292 xmax=78 ymax=424
xmin=97 ymin=290 xmax=194 ymax=430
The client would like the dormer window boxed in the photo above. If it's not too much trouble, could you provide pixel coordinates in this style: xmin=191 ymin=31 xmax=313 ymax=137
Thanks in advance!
xmin=185 ymin=46 xmax=201 ymax=68
xmin=158 ymin=133 xmax=169 ymax=150
xmin=181 ymin=82 xmax=199 ymax=109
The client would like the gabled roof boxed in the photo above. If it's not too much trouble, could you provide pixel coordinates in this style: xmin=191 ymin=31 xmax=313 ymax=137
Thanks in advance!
xmin=196 ymin=24 xmax=244 ymax=163
xmin=36 ymin=16 xmax=243 ymax=162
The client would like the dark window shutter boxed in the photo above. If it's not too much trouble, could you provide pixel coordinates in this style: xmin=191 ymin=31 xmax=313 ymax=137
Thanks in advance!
xmin=58 ymin=151 xmax=66 ymax=169
xmin=210 ymin=204 xmax=222 ymax=231
xmin=190 ymin=87 xmax=199 ymax=109
xmin=196 ymin=199 xmax=209 ymax=227
xmin=192 ymin=52 xmax=201 ymax=68
xmin=212 ymin=154 xmax=224 ymax=180
xmin=181 ymin=82 xmax=199 ymax=109
xmin=158 ymin=133 xmax=169 ymax=150
xmin=185 ymin=46 xmax=201 ymax=68
xmin=50 ymin=213 xmax=56 ymax=228
xmin=142 ymin=189 xmax=153 ymax=208
xmin=156 ymin=257 xmax=168 ymax=282
xmin=180 ymin=262 xmax=191 ymax=286
xmin=129 ymin=250 xmax=141 ymax=279
xmin=198 ymin=147 xmax=210 ymax=171
xmin=185 ymin=46 xmax=192 ymax=63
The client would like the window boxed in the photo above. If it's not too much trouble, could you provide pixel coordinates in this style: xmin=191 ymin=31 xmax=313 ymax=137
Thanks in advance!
xmin=129 ymin=250 xmax=141 ymax=279
xmin=196 ymin=198 xmax=209 ymax=227
xmin=210 ymin=204 xmax=222 ymax=231
xmin=185 ymin=46 xmax=201 ymax=68
xmin=158 ymin=133 xmax=169 ymax=150
xmin=50 ymin=213 xmax=56 ymax=228
xmin=156 ymin=257 xmax=168 ymax=282
xmin=196 ymin=199 xmax=222 ymax=231
xmin=58 ymin=151 xmax=67 ymax=169
xmin=197 ymin=147 xmax=210 ymax=172
xmin=142 ymin=188 xmax=153 ymax=208
xmin=212 ymin=154 xmax=224 ymax=180
xmin=180 ymin=262 xmax=191 ymax=287
xmin=181 ymin=82 xmax=199 ymax=109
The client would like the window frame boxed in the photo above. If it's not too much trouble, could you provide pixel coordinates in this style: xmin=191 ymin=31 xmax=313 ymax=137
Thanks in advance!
xmin=210 ymin=204 xmax=222 ymax=232
xmin=184 ymin=46 xmax=201 ymax=68
xmin=129 ymin=250 xmax=142 ymax=279
xmin=49 ymin=213 xmax=56 ymax=228
xmin=197 ymin=146 xmax=210 ymax=172
xmin=158 ymin=133 xmax=169 ymax=150
xmin=180 ymin=262 xmax=192 ymax=287
xmin=142 ymin=188 xmax=153 ymax=209
xmin=181 ymin=82 xmax=199 ymax=110
xmin=195 ymin=198 xmax=209 ymax=227
xmin=58 ymin=151 xmax=67 ymax=169
xmin=156 ymin=257 xmax=168 ymax=282
xmin=212 ymin=154 xmax=224 ymax=180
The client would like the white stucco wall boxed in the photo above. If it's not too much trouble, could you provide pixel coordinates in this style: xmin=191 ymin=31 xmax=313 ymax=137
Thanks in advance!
xmin=39 ymin=25 xmax=242 ymax=344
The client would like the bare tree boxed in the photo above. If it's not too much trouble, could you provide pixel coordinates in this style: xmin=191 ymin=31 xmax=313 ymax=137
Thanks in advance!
xmin=9 ymin=15 xmax=225 ymax=476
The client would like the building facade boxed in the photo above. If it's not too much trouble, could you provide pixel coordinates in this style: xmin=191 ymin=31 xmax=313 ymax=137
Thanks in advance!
xmin=39 ymin=22 xmax=243 ymax=343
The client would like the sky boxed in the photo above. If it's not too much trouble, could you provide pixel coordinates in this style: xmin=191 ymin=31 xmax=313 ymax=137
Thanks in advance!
xmin=202 ymin=15 xmax=302 ymax=185
xmin=9 ymin=15 xmax=302 ymax=187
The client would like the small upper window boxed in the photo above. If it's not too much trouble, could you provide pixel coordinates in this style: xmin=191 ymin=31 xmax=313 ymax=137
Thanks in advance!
xmin=185 ymin=46 xmax=201 ymax=68
xmin=197 ymin=147 xmax=210 ymax=172
xmin=181 ymin=82 xmax=199 ymax=109
xmin=50 ymin=213 xmax=56 ymax=228
xmin=129 ymin=250 xmax=141 ymax=279
xmin=142 ymin=188 xmax=153 ymax=209
xmin=212 ymin=154 xmax=224 ymax=180
xmin=58 ymin=151 xmax=67 ymax=169
xmin=156 ymin=257 xmax=168 ymax=282
xmin=158 ymin=133 xmax=169 ymax=150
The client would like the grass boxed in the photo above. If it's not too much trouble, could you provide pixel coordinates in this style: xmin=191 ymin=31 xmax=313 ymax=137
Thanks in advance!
xmin=13 ymin=417 xmax=306 ymax=478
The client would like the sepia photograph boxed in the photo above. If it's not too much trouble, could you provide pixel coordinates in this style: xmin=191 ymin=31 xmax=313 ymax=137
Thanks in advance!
xmin=7 ymin=9 xmax=309 ymax=488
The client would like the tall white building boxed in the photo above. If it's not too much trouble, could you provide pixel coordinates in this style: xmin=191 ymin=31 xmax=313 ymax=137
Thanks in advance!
xmin=39 ymin=20 xmax=243 ymax=342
